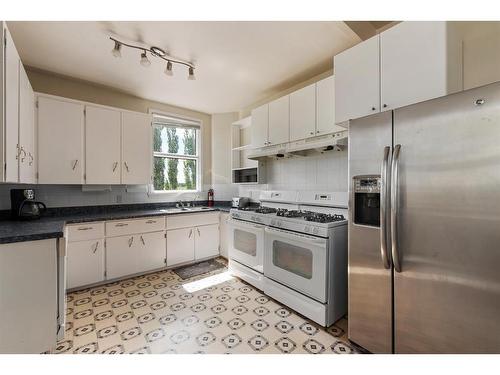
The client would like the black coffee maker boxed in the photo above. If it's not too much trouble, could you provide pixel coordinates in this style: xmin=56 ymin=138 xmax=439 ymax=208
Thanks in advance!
xmin=10 ymin=189 xmax=46 ymax=220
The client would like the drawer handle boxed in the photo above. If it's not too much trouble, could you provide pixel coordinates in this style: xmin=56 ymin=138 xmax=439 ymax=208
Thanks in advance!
xmin=128 ymin=236 xmax=134 ymax=247
xmin=140 ymin=235 xmax=145 ymax=245
xmin=124 ymin=161 xmax=130 ymax=172
xmin=72 ymin=159 xmax=79 ymax=170
xmin=112 ymin=162 xmax=118 ymax=172
xmin=92 ymin=241 xmax=99 ymax=253
xmin=146 ymin=220 xmax=156 ymax=224
xmin=77 ymin=227 xmax=93 ymax=231
xmin=115 ymin=223 xmax=128 ymax=227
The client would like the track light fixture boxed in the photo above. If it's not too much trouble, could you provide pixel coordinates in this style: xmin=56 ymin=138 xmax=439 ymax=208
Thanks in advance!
xmin=109 ymin=37 xmax=195 ymax=80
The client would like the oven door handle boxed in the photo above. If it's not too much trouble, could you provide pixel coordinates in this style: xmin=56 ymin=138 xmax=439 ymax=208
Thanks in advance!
xmin=229 ymin=218 xmax=265 ymax=230
xmin=265 ymin=226 xmax=327 ymax=245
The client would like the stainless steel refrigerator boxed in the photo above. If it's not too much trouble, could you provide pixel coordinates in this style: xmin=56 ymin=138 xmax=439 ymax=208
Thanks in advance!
xmin=348 ymin=82 xmax=500 ymax=353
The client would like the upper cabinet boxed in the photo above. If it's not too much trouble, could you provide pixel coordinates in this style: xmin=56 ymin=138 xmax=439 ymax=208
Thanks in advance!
xmin=37 ymin=97 xmax=85 ymax=184
xmin=121 ymin=111 xmax=152 ymax=185
xmin=316 ymin=75 xmax=343 ymax=135
xmin=289 ymin=83 xmax=316 ymax=141
xmin=334 ymin=35 xmax=380 ymax=124
xmin=85 ymin=105 xmax=121 ymax=184
xmin=380 ymin=21 xmax=462 ymax=111
xmin=1 ymin=23 xmax=36 ymax=184
xmin=268 ymin=95 xmax=290 ymax=145
xmin=251 ymin=104 xmax=269 ymax=148
xmin=334 ymin=21 xmax=463 ymax=124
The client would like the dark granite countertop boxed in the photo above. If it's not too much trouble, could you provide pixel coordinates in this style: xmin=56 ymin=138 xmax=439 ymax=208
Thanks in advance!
xmin=0 ymin=202 xmax=232 ymax=245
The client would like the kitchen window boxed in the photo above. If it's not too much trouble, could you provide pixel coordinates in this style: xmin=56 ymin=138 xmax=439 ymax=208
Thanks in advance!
xmin=152 ymin=114 xmax=201 ymax=192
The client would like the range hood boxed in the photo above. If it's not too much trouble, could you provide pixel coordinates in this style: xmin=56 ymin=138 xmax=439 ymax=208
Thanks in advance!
xmin=247 ymin=130 xmax=348 ymax=160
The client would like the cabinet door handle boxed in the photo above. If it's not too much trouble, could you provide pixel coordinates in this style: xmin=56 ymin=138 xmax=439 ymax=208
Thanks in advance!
xmin=77 ymin=226 xmax=93 ymax=231
xmin=197 ymin=228 xmax=201 ymax=236
xmin=72 ymin=159 xmax=79 ymax=170
xmin=16 ymin=144 xmax=20 ymax=160
xmin=124 ymin=161 xmax=130 ymax=172
xmin=128 ymin=236 xmax=134 ymax=247
xmin=28 ymin=152 xmax=33 ymax=166
xmin=115 ymin=223 xmax=128 ymax=227
xmin=309 ymin=132 xmax=314 ymax=135
xmin=372 ymin=107 xmax=376 ymax=111
xmin=188 ymin=229 xmax=193 ymax=238
xmin=20 ymin=147 xmax=27 ymax=162
xmin=92 ymin=241 xmax=99 ymax=253
xmin=140 ymin=235 xmax=145 ymax=245
xmin=112 ymin=162 xmax=118 ymax=172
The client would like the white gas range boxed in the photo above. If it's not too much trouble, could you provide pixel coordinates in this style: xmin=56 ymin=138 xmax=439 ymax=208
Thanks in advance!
xmin=228 ymin=190 xmax=348 ymax=326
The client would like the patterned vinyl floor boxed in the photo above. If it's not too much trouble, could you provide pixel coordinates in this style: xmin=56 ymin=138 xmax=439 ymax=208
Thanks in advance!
xmin=56 ymin=258 xmax=358 ymax=354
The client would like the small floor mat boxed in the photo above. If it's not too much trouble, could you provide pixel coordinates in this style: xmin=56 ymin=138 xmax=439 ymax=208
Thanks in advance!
xmin=173 ymin=259 xmax=226 ymax=280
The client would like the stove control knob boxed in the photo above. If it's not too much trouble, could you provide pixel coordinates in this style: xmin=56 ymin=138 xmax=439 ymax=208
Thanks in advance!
xmin=304 ymin=226 xmax=311 ymax=233
xmin=313 ymin=227 xmax=319 ymax=235
xmin=271 ymin=220 xmax=276 ymax=226
xmin=277 ymin=221 xmax=282 ymax=227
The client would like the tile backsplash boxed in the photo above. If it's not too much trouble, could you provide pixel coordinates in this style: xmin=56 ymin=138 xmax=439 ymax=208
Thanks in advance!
xmin=238 ymin=149 xmax=348 ymax=200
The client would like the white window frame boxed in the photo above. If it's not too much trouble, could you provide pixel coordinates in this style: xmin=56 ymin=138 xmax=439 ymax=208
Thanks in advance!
xmin=148 ymin=109 xmax=203 ymax=195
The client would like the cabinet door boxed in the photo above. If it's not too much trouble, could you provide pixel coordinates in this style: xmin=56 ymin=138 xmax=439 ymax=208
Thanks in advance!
xmin=85 ymin=105 xmax=121 ymax=184
xmin=251 ymin=104 xmax=269 ymax=148
xmin=166 ymin=228 xmax=195 ymax=266
xmin=4 ymin=27 xmax=20 ymax=183
xmin=380 ymin=21 xmax=462 ymax=111
xmin=106 ymin=235 xmax=139 ymax=280
xmin=137 ymin=231 xmax=166 ymax=272
xmin=268 ymin=95 xmax=290 ymax=144
xmin=37 ymin=97 xmax=84 ymax=184
xmin=195 ymin=224 xmax=220 ymax=260
xmin=316 ymin=76 xmax=344 ymax=135
xmin=334 ymin=35 xmax=380 ymax=123
xmin=290 ymin=83 xmax=316 ymax=141
xmin=66 ymin=239 xmax=104 ymax=289
xmin=121 ymin=112 xmax=152 ymax=185
xmin=19 ymin=65 xmax=36 ymax=183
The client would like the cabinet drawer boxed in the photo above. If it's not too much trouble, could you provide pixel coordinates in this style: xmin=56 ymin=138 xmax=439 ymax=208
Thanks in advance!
xmin=106 ymin=216 xmax=165 ymax=237
xmin=66 ymin=222 xmax=105 ymax=242
xmin=166 ymin=212 xmax=219 ymax=230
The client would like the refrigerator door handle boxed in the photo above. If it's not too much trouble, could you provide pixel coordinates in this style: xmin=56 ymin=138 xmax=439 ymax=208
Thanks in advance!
xmin=380 ymin=146 xmax=392 ymax=269
xmin=391 ymin=144 xmax=402 ymax=272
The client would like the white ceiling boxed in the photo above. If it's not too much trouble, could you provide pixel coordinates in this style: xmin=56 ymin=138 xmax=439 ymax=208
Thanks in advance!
xmin=8 ymin=21 xmax=360 ymax=114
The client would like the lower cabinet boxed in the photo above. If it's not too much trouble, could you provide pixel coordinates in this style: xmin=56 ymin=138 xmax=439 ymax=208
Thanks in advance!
xmin=166 ymin=227 xmax=195 ymax=266
xmin=106 ymin=231 xmax=166 ymax=280
xmin=195 ymin=224 xmax=220 ymax=260
xmin=66 ymin=239 xmax=105 ymax=289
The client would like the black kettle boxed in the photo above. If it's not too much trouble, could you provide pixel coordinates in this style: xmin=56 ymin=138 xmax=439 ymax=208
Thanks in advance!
xmin=10 ymin=189 xmax=47 ymax=220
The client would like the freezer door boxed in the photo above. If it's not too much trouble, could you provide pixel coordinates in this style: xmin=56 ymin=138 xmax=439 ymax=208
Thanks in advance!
xmin=348 ymin=111 xmax=393 ymax=353
xmin=393 ymin=82 xmax=500 ymax=353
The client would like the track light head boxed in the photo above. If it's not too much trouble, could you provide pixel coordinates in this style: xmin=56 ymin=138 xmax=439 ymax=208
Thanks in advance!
xmin=111 ymin=41 xmax=122 ymax=58
xmin=140 ymin=51 xmax=151 ymax=67
xmin=165 ymin=61 xmax=173 ymax=76
xmin=188 ymin=66 xmax=195 ymax=80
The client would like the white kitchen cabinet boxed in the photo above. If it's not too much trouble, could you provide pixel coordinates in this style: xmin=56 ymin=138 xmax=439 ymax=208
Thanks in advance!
xmin=195 ymin=224 xmax=220 ymax=260
xmin=316 ymin=76 xmax=343 ymax=135
xmin=3 ymin=25 xmax=20 ymax=183
xmin=138 ymin=231 xmax=167 ymax=272
xmin=85 ymin=105 xmax=121 ymax=184
xmin=106 ymin=230 xmax=166 ymax=280
xmin=18 ymin=64 xmax=35 ymax=183
xmin=289 ymin=83 xmax=316 ymax=141
xmin=37 ymin=96 xmax=84 ymax=184
xmin=380 ymin=21 xmax=462 ymax=111
xmin=0 ymin=239 xmax=58 ymax=354
xmin=219 ymin=212 xmax=230 ymax=258
xmin=66 ymin=239 xmax=104 ymax=289
xmin=334 ymin=34 xmax=380 ymax=124
xmin=166 ymin=227 xmax=195 ymax=266
xmin=268 ymin=95 xmax=290 ymax=145
xmin=121 ymin=111 xmax=152 ymax=185
xmin=251 ymin=104 xmax=269 ymax=148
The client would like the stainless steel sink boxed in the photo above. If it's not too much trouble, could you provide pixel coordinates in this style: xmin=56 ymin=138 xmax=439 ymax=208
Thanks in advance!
xmin=159 ymin=207 xmax=213 ymax=214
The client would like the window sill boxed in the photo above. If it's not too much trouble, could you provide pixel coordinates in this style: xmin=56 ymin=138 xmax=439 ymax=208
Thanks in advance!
xmin=147 ymin=188 xmax=201 ymax=197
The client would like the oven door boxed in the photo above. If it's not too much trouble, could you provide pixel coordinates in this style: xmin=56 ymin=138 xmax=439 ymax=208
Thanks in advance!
xmin=264 ymin=227 xmax=328 ymax=302
xmin=228 ymin=218 xmax=264 ymax=272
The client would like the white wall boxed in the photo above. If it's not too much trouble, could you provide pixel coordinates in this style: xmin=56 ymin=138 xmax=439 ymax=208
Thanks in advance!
xmin=211 ymin=112 xmax=239 ymax=201
xmin=238 ymin=149 xmax=348 ymax=200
